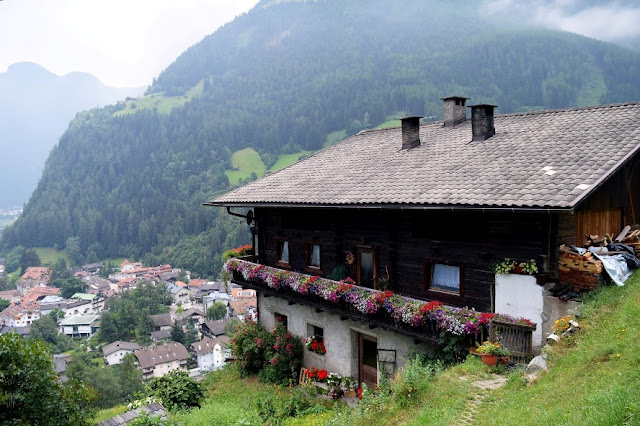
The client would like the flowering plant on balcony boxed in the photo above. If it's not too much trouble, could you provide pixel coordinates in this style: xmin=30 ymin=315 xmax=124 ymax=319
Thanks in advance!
xmin=223 ymin=244 xmax=253 ymax=260
xmin=224 ymin=259 xmax=535 ymax=339
xmin=305 ymin=335 xmax=326 ymax=354
xmin=493 ymin=313 xmax=535 ymax=328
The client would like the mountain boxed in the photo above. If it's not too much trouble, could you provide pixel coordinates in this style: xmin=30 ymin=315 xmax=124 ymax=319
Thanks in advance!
xmin=2 ymin=0 xmax=640 ymax=276
xmin=0 ymin=62 xmax=145 ymax=208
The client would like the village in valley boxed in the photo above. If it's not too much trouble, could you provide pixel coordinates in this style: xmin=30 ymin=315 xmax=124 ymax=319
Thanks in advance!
xmin=0 ymin=257 xmax=257 ymax=381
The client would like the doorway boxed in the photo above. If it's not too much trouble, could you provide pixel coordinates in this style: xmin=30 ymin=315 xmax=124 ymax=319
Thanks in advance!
xmin=359 ymin=334 xmax=377 ymax=387
xmin=357 ymin=248 xmax=377 ymax=288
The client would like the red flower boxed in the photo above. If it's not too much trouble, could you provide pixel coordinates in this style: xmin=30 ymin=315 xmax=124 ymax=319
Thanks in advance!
xmin=421 ymin=300 xmax=443 ymax=313
xmin=312 ymin=341 xmax=318 ymax=351
xmin=285 ymin=333 xmax=291 ymax=340
xmin=317 ymin=370 xmax=328 ymax=381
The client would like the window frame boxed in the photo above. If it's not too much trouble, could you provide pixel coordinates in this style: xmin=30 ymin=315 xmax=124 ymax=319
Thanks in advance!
xmin=275 ymin=238 xmax=291 ymax=269
xmin=423 ymin=259 xmax=464 ymax=297
xmin=304 ymin=240 xmax=323 ymax=275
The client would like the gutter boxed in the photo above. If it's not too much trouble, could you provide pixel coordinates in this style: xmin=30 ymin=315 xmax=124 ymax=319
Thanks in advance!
xmin=203 ymin=201 xmax=571 ymax=213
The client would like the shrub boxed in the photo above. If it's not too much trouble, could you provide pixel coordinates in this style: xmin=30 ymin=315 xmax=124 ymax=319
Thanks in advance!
xmin=230 ymin=320 xmax=273 ymax=376
xmin=145 ymin=371 xmax=203 ymax=412
xmin=231 ymin=321 xmax=304 ymax=384
xmin=258 ymin=322 xmax=304 ymax=385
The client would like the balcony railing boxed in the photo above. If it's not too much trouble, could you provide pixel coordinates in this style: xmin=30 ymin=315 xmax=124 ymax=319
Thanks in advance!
xmin=225 ymin=259 xmax=538 ymax=346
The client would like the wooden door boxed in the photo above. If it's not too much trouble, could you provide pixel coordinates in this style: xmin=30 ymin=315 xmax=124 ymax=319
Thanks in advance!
xmin=357 ymin=248 xmax=377 ymax=289
xmin=359 ymin=334 xmax=377 ymax=388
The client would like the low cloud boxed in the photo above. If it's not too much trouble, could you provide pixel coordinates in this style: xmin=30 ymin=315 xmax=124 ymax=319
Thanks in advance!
xmin=482 ymin=0 xmax=640 ymax=42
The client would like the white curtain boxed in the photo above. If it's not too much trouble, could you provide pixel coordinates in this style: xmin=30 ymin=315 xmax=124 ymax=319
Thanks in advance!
xmin=310 ymin=245 xmax=320 ymax=267
xmin=280 ymin=241 xmax=289 ymax=263
xmin=432 ymin=264 xmax=460 ymax=290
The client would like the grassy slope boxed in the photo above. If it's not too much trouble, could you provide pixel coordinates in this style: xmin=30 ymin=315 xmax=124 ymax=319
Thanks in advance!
xmin=270 ymin=150 xmax=313 ymax=172
xmin=33 ymin=247 xmax=71 ymax=267
xmin=224 ymin=148 xmax=267 ymax=184
xmin=113 ymin=81 xmax=204 ymax=117
xmin=473 ymin=271 xmax=640 ymax=425
xmin=224 ymin=148 xmax=313 ymax=184
xmin=171 ymin=367 xmax=283 ymax=425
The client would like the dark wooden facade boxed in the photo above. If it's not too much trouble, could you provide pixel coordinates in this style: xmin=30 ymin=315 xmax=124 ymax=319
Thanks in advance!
xmin=245 ymin=155 xmax=640 ymax=312
xmin=255 ymin=208 xmax=554 ymax=311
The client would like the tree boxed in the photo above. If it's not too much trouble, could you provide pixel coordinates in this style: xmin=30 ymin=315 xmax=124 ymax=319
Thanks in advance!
xmin=0 ymin=298 xmax=9 ymax=312
xmin=65 ymin=236 xmax=82 ymax=266
xmin=55 ymin=277 xmax=86 ymax=299
xmin=29 ymin=314 xmax=60 ymax=347
xmin=207 ymin=302 xmax=227 ymax=320
xmin=0 ymin=332 xmax=96 ymax=425
xmin=116 ymin=353 xmax=144 ymax=401
xmin=0 ymin=276 xmax=13 ymax=291
xmin=19 ymin=248 xmax=41 ymax=272
xmin=184 ymin=321 xmax=198 ymax=349
xmin=97 ymin=311 xmax=119 ymax=343
xmin=170 ymin=323 xmax=185 ymax=345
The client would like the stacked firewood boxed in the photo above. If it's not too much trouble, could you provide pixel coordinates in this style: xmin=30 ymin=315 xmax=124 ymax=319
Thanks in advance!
xmin=559 ymin=225 xmax=640 ymax=292
xmin=585 ymin=225 xmax=640 ymax=253
xmin=558 ymin=245 xmax=604 ymax=292
xmin=613 ymin=226 xmax=640 ymax=257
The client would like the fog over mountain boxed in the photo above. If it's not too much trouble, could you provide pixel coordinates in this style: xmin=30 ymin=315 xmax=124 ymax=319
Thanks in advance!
xmin=0 ymin=62 xmax=145 ymax=208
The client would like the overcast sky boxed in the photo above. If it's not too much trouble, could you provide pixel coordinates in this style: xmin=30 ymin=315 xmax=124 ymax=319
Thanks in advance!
xmin=1 ymin=0 xmax=638 ymax=88
xmin=0 ymin=0 xmax=259 ymax=88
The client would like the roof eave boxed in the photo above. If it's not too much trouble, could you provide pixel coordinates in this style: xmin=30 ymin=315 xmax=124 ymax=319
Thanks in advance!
xmin=204 ymin=201 xmax=574 ymax=213
xmin=568 ymin=142 xmax=640 ymax=209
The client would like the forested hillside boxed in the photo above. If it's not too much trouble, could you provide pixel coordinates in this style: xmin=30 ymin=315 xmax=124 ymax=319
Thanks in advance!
xmin=0 ymin=62 xmax=144 ymax=208
xmin=3 ymin=0 xmax=640 ymax=277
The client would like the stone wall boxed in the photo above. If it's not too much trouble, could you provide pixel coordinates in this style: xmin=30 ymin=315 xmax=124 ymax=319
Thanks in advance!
xmin=259 ymin=294 xmax=434 ymax=382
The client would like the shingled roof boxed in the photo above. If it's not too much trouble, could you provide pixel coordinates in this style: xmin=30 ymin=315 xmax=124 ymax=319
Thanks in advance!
xmin=134 ymin=342 xmax=189 ymax=369
xmin=208 ymin=103 xmax=640 ymax=210
xmin=102 ymin=341 xmax=142 ymax=357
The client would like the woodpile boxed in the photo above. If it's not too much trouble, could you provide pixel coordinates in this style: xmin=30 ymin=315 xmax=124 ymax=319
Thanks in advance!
xmin=558 ymin=245 xmax=603 ymax=292
xmin=559 ymin=225 xmax=640 ymax=292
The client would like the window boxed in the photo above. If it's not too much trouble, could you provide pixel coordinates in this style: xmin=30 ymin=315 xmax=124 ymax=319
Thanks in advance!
xmin=274 ymin=312 xmax=288 ymax=329
xmin=305 ymin=242 xmax=322 ymax=273
xmin=424 ymin=261 xmax=463 ymax=295
xmin=307 ymin=324 xmax=324 ymax=340
xmin=276 ymin=239 xmax=290 ymax=267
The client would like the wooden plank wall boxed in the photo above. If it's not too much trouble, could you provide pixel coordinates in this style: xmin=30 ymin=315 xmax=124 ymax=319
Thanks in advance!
xmin=255 ymin=208 xmax=554 ymax=312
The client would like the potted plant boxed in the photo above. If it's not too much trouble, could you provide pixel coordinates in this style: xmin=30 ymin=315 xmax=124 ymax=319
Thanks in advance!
xmin=547 ymin=315 xmax=577 ymax=343
xmin=475 ymin=340 xmax=510 ymax=366
xmin=341 ymin=376 xmax=357 ymax=397
xmin=305 ymin=335 xmax=326 ymax=355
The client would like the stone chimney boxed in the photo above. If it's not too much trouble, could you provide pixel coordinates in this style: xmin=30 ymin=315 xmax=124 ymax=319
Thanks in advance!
xmin=469 ymin=104 xmax=497 ymax=141
xmin=441 ymin=96 xmax=468 ymax=127
xmin=401 ymin=116 xmax=422 ymax=150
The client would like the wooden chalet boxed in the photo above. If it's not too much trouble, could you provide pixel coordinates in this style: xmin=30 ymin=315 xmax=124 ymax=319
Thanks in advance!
xmin=207 ymin=99 xmax=640 ymax=385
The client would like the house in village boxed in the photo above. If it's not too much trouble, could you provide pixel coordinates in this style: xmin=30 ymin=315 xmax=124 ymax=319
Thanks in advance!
xmin=102 ymin=341 xmax=142 ymax=366
xmin=175 ymin=308 xmax=206 ymax=327
xmin=59 ymin=314 xmax=100 ymax=338
xmin=207 ymin=99 xmax=640 ymax=386
xmin=201 ymin=319 xmax=229 ymax=338
xmin=167 ymin=282 xmax=191 ymax=305
xmin=190 ymin=336 xmax=231 ymax=372
xmin=133 ymin=342 xmax=189 ymax=380
xmin=16 ymin=266 xmax=52 ymax=294
xmin=0 ymin=302 xmax=40 ymax=327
